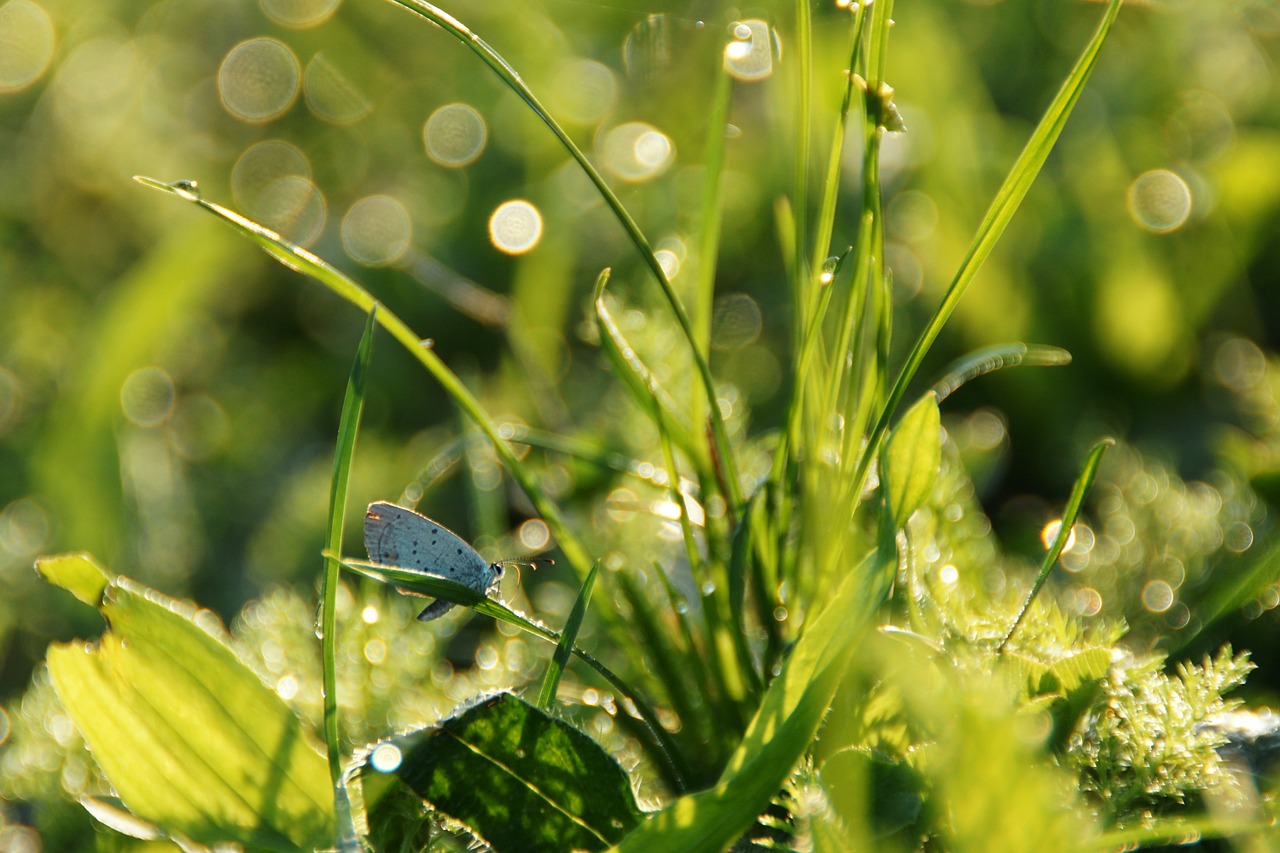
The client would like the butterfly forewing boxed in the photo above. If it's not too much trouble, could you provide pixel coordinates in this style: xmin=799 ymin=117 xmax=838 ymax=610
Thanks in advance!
xmin=364 ymin=501 xmax=498 ymax=621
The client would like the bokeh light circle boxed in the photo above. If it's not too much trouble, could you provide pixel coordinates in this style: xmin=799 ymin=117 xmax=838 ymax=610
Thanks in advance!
xmin=342 ymin=195 xmax=412 ymax=266
xmin=723 ymin=19 xmax=776 ymax=81
xmin=218 ymin=37 xmax=301 ymax=123
xmin=0 ymin=0 xmax=55 ymax=93
xmin=1126 ymin=169 xmax=1193 ymax=233
xmin=424 ymin=103 xmax=488 ymax=167
xmin=121 ymin=367 xmax=176 ymax=427
xmin=600 ymin=122 xmax=674 ymax=182
xmin=488 ymin=200 xmax=543 ymax=255
xmin=260 ymin=0 xmax=342 ymax=28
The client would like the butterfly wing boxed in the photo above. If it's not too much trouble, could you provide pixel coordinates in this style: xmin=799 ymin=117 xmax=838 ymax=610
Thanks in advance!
xmin=364 ymin=501 xmax=497 ymax=622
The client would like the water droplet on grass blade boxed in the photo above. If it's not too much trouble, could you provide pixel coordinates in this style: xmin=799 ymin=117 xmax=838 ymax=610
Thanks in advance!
xmin=169 ymin=179 xmax=201 ymax=201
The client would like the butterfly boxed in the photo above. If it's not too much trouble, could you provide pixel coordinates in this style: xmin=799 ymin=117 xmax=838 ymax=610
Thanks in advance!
xmin=364 ymin=501 xmax=504 ymax=622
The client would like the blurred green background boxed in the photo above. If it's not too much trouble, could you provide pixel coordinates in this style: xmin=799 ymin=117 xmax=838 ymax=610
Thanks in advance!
xmin=0 ymin=0 xmax=1278 ymax=836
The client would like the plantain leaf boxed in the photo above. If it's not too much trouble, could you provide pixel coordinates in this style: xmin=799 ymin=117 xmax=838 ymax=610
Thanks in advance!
xmin=39 ymin=554 xmax=334 ymax=852
xmin=357 ymin=692 xmax=643 ymax=852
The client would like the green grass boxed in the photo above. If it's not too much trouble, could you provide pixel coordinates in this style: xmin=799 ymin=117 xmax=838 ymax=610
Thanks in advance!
xmin=6 ymin=0 xmax=1280 ymax=850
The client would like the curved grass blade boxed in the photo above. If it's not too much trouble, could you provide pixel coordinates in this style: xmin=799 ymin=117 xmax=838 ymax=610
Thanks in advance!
xmin=850 ymin=0 xmax=1124 ymax=502
xmin=1000 ymin=437 xmax=1114 ymax=651
xmin=131 ymin=179 xmax=598 ymax=587
xmin=377 ymin=0 xmax=743 ymax=514
xmin=538 ymin=561 xmax=599 ymax=710
xmin=592 ymin=270 xmax=695 ymax=457
xmin=930 ymin=343 xmax=1072 ymax=404
xmin=320 ymin=305 xmax=377 ymax=787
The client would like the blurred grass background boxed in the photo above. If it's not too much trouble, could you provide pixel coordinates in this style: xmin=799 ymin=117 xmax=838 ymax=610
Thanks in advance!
xmin=0 ymin=0 xmax=1277 ymax=757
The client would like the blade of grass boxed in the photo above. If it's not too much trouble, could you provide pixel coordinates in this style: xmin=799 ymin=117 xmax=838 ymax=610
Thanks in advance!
xmin=848 ymin=0 xmax=1124 ymax=505
xmin=1000 ymin=437 xmax=1114 ymax=651
xmin=592 ymin=270 xmax=697 ymax=459
xmin=930 ymin=343 xmax=1072 ymax=403
xmin=379 ymin=0 xmax=743 ymax=514
xmin=320 ymin=305 xmax=377 ymax=787
xmin=538 ymin=561 xmax=599 ymax=710
xmin=690 ymin=59 xmax=733 ymax=428
xmin=615 ymin=569 xmax=719 ymax=772
xmin=612 ymin=552 xmax=880 ymax=853
xmin=808 ymin=5 xmax=869 ymax=309
xmin=791 ymin=0 xmax=814 ymax=334
xmin=595 ymin=270 xmax=752 ymax=728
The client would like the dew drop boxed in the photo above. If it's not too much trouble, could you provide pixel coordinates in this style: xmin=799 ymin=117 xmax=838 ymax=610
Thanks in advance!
xmin=169 ymin=179 xmax=201 ymax=201
xmin=819 ymin=255 xmax=839 ymax=285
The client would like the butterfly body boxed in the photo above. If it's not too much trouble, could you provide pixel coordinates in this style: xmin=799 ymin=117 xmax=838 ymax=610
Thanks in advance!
xmin=364 ymin=501 xmax=502 ymax=621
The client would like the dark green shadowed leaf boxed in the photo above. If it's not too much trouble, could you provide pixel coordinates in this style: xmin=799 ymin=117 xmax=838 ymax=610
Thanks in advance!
xmin=358 ymin=693 xmax=643 ymax=852
xmin=538 ymin=561 xmax=599 ymax=709
xmin=42 ymin=561 xmax=335 ymax=851
xmin=881 ymin=392 xmax=941 ymax=532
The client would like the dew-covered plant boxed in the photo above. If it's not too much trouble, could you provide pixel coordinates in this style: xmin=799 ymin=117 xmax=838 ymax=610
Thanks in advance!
xmin=5 ymin=0 xmax=1280 ymax=851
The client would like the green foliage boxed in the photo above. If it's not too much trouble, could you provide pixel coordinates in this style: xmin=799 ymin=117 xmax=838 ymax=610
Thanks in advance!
xmin=1069 ymin=647 xmax=1255 ymax=826
xmin=3 ymin=0 xmax=1280 ymax=850
xmin=39 ymin=554 xmax=335 ymax=851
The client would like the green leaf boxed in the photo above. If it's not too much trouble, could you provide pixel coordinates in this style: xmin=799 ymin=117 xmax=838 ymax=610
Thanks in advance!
xmin=538 ymin=561 xmax=599 ymax=709
xmin=357 ymin=693 xmax=643 ymax=852
xmin=43 ymin=563 xmax=334 ymax=851
xmin=881 ymin=392 xmax=942 ymax=531
xmin=35 ymin=552 xmax=109 ymax=607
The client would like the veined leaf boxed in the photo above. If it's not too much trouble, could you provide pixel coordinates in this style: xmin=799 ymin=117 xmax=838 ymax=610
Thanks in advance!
xmin=356 ymin=692 xmax=643 ymax=852
xmin=39 ymin=554 xmax=334 ymax=852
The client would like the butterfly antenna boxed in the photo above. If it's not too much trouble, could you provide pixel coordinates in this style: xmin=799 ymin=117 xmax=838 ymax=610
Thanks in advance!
xmin=496 ymin=557 xmax=553 ymax=593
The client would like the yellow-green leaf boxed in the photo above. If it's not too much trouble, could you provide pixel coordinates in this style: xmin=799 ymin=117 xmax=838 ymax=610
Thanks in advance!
xmin=881 ymin=393 xmax=941 ymax=531
xmin=44 ymin=563 xmax=334 ymax=851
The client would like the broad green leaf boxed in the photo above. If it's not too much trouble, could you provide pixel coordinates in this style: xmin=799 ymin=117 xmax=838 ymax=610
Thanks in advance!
xmin=820 ymin=748 xmax=924 ymax=840
xmin=42 ymin=559 xmax=334 ymax=852
xmin=357 ymin=693 xmax=643 ymax=852
xmin=881 ymin=392 xmax=941 ymax=531
xmin=612 ymin=553 xmax=877 ymax=852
